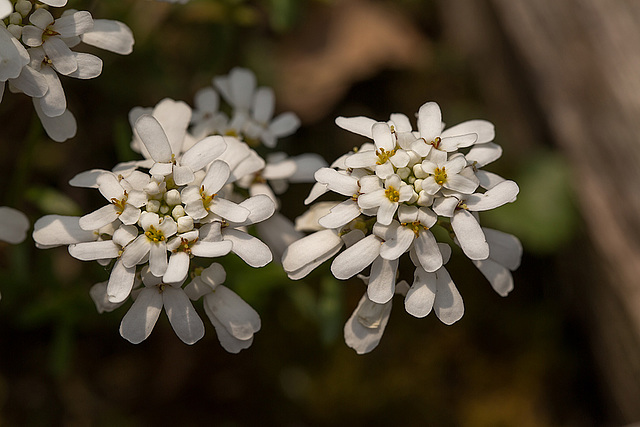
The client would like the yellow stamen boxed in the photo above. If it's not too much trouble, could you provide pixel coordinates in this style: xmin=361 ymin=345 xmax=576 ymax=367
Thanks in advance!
xmin=110 ymin=191 xmax=128 ymax=214
xmin=401 ymin=221 xmax=428 ymax=237
xmin=144 ymin=225 xmax=165 ymax=243
xmin=376 ymin=148 xmax=396 ymax=165
xmin=434 ymin=167 xmax=447 ymax=186
xmin=385 ymin=185 xmax=400 ymax=202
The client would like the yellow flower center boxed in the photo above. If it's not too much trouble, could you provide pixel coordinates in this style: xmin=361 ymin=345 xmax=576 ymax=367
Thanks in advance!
xmin=144 ymin=225 xmax=165 ymax=243
xmin=175 ymin=237 xmax=197 ymax=254
xmin=376 ymin=148 xmax=396 ymax=165
xmin=200 ymin=185 xmax=216 ymax=210
xmin=401 ymin=221 xmax=428 ymax=237
xmin=385 ymin=185 xmax=400 ymax=202
xmin=110 ymin=191 xmax=128 ymax=214
xmin=434 ymin=167 xmax=447 ymax=185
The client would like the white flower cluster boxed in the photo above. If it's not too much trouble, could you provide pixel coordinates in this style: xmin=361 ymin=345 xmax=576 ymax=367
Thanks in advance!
xmin=0 ymin=0 xmax=134 ymax=142
xmin=31 ymin=68 xmax=325 ymax=352
xmin=282 ymin=101 xmax=522 ymax=354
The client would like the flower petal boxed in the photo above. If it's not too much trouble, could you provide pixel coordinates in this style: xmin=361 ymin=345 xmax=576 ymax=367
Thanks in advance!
xmin=330 ymin=234 xmax=381 ymax=280
xmin=106 ymin=258 xmax=136 ymax=303
xmin=404 ymin=268 xmax=436 ymax=318
xmin=367 ymin=257 xmax=398 ymax=304
xmin=119 ymin=288 xmax=163 ymax=344
xmin=434 ymin=267 xmax=464 ymax=325
xmin=163 ymin=286 xmax=205 ymax=345
xmin=452 ymin=210 xmax=489 ymax=260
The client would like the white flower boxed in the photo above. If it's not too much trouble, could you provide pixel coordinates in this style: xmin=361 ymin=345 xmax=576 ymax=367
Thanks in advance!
xmin=420 ymin=154 xmax=478 ymax=195
xmin=0 ymin=207 xmax=29 ymax=244
xmin=242 ymin=86 xmax=301 ymax=148
xmin=0 ymin=26 xmax=29 ymax=83
xmin=120 ymin=267 xmax=204 ymax=344
xmin=21 ymin=8 xmax=94 ymax=76
xmin=120 ymin=212 xmax=178 ymax=277
xmin=79 ymin=172 xmax=148 ymax=231
xmin=184 ymin=263 xmax=260 ymax=353
xmin=357 ymin=174 xmax=414 ymax=225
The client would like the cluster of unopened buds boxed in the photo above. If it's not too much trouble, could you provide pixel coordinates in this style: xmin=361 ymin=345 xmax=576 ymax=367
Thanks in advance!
xmin=282 ymin=101 xmax=522 ymax=354
xmin=1 ymin=0 xmax=133 ymax=141
xmin=32 ymin=68 xmax=325 ymax=352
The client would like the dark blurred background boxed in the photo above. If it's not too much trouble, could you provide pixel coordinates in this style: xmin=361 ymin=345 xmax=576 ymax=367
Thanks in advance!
xmin=2 ymin=0 xmax=639 ymax=425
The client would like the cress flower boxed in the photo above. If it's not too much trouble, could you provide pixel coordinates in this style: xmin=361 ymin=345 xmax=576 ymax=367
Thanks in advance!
xmin=33 ymin=103 xmax=278 ymax=350
xmin=283 ymin=100 xmax=522 ymax=353
xmin=1 ymin=1 xmax=134 ymax=141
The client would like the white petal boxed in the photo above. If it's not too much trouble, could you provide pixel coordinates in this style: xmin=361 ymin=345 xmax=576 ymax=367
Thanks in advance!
xmin=472 ymin=258 xmax=514 ymax=297
xmin=434 ymin=268 xmax=464 ymax=325
xmin=344 ymin=294 xmax=392 ymax=354
xmin=223 ymin=228 xmax=272 ymax=268
xmin=163 ymin=251 xmax=190 ymax=284
xmin=483 ymin=228 xmax=522 ymax=271
xmin=79 ymin=204 xmax=119 ymax=231
xmin=180 ymin=135 xmax=227 ymax=172
xmin=466 ymin=143 xmax=502 ymax=168
xmin=134 ymin=115 xmax=173 ymax=163
xmin=0 ymin=207 xmax=29 ymax=244
xmin=9 ymin=65 xmax=48 ymax=97
xmin=282 ymin=229 xmax=342 ymax=275
xmin=441 ymin=119 xmax=494 ymax=144
xmin=120 ymin=234 xmax=151 ymax=268
xmin=69 ymin=169 xmax=107 ymax=188
xmin=44 ymin=37 xmax=77 ymax=75
xmin=66 ymin=52 xmax=102 ymax=79
xmin=51 ymin=11 xmax=93 ymax=38
xmin=344 ymin=150 xmax=378 ymax=169
xmin=330 ymin=234 xmax=381 ymax=279
xmin=335 ymin=116 xmax=376 ymax=138
xmin=190 ymin=240 xmax=233 ymax=258
xmin=119 ymin=288 xmax=163 ymax=344
xmin=68 ymin=240 xmax=119 ymax=260
xmin=404 ymin=268 xmax=436 ymax=318
xmin=367 ymin=257 xmax=398 ymax=304
xmin=36 ymin=67 xmax=66 ymax=117
xmin=163 ymin=286 xmax=205 ymax=345
xmin=80 ymin=19 xmax=134 ymax=55
xmin=314 ymin=168 xmax=359 ymax=196
xmin=32 ymin=215 xmax=94 ymax=248
xmin=149 ymin=242 xmax=168 ymax=276
xmin=318 ymin=199 xmax=361 ymax=229
xmin=209 ymin=198 xmax=250 ymax=223
xmin=205 ymin=304 xmax=254 ymax=353
xmin=106 ymin=259 xmax=136 ymax=303
xmin=452 ymin=210 xmax=489 ymax=260
xmin=414 ymin=230 xmax=443 ymax=272
xmin=204 ymin=285 xmax=260 ymax=340
xmin=372 ymin=122 xmax=394 ymax=151
xmin=151 ymin=99 xmax=192 ymax=155
xmin=465 ymin=180 xmax=519 ymax=211
xmin=269 ymin=112 xmax=300 ymax=138
xmin=417 ymin=102 xmax=442 ymax=142
xmin=201 ymin=160 xmax=231 ymax=194
xmin=380 ymin=225 xmax=414 ymax=261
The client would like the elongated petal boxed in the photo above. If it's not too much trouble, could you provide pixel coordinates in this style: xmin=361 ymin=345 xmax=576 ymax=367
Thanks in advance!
xmin=44 ymin=37 xmax=77 ymax=75
xmin=331 ymin=234 xmax=381 ymax=280
xmin=465 ymin=180 xmax=519 ymax=211
xmin=472 ymin=258 xmax=513 ymax=297
xmin=223 ymin=229 xmax=272 ymax=268
xmin=32 ymin=215 xmax=94 ymax=248
xmin=80 ymin=19 xmax=134 ymax=55
xmin=79 ymin=204 xmax=119 ymax=231
xmin=190 ymin=240 xmax=233 ymax=258
xmin=483 ymin=228 xmax=522 ymax=270
xmin=434 ymin=268 xmax=464 ymax=325
xmin=120 ymin=235 xmax=151 ymax=268
xmin=344 ymin=150 xmax=378 ymax=169
xmin=441 ymin=119 xmax=494 ymax=143
xmin=372 ymin=122 xmax=394 ymax=151
xmin=119 ymin=288 xmax=163 ymax=344
xmin=9 ymin=65 xmax=48 ymax=97
xmin=367 ymin=257 xmax=398 ymax=304
xmin=405 ymin=268 xmax=436 ymax=318
xmin=51 ymin=11 xmax=93 ymax=38
xmin=37 ymin=67 xmax=66 ymax=117
xmin=269 ymin=112 xmax=300 ymax=138
xmin=314 ymin=168 xmax=359 ymax=196
xmin=204 ymin=285 xmax=260 ymax=340
xmin=335 ymin=116 xmax=376 ymax=138
xmin=148 ymin=242 xmax=168 ymax=276
xmin=181 ymin=135 xmax=227 ymax=172
xmin=318 ymin=199 xmax=361 ymax=229
xmin=380 ymin=225 xmax=414 ymax=261
xmin=466 ymin=143 xmax=502 ymax=168
xmin=205 ymin=304 xmax=254 ymax=353
xmin=163 ymin=286 xmax=204 ymax=344
xmin=439 ymin=133 xmax=477 ymax=151
xmin=0 ymin=207 xmax=29 ymax=244
xmin=282 ymin=229 xmax=342 ymax=275
xmin=106 ymin=258 xmax=136 ymax=303
xmin=344 ymin=294 xmax=392 ymax=354
xmin=414 ymin=230 xmax=443 ymax=272
xmin=135 ymin=115 xmax=172 ymax=163
xmin=202 ymin=160 xmax=231 ymax=194
xmin=163 ymin=251 xmax=190 ymax=284
xmin=68 ymin=240 xmax=119 ymax=261
xmin=452 ymin=210 xmax=488 ymax=260
xmin=66 ymin=52 xmax=102 ymax=79
xmin=417 ymin=102 xmax=442 ymax=142
xmin=210 ymin=197 xmax=250 ymax=223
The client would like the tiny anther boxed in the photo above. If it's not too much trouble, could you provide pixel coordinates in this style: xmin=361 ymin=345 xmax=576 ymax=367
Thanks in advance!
xmin=384 ymin=186 xmax=400 ymax=202
xmin=434 ymin=166 xmax=447 ymax=186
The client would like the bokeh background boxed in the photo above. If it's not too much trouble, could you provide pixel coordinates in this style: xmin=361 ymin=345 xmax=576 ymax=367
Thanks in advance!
xmin=1 ymin=0 xmax=638 ymax=425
